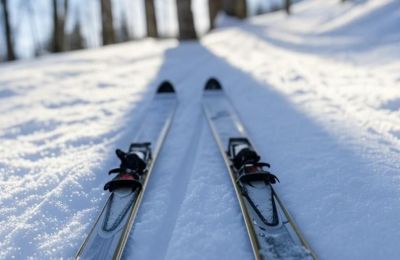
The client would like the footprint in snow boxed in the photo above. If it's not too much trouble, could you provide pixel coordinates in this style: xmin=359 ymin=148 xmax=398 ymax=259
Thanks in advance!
xmin=43 ymin=99 xmax=89 ymax=109
xmin=4 ymin=119 xmax=61 ymax=138
xmin=0 ymin=89 xmax=17 ymax=98
xmin=381 ymin=98 xmax=400 ymax=112
xmin=97 ymin=82 xmax=115 ymax=88
xmin=287 ymin=75 xmax=304 ymax=82
xmin=389 ymin=130 xmax=400 ymax=142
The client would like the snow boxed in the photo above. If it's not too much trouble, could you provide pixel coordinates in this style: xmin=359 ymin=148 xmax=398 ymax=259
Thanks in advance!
xmin=1 ymin=0 xmax=400 ymax=259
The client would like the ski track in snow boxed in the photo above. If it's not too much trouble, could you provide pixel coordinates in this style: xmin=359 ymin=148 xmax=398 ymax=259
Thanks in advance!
xmin=1 ymin=0 xmax=400 ymax=259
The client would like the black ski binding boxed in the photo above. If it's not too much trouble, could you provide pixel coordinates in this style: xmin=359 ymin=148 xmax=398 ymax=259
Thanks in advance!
xmin=228 ymin=138 xmax=279 ymax=184
xmin=104 ymin=143 xmax=152 ymax=192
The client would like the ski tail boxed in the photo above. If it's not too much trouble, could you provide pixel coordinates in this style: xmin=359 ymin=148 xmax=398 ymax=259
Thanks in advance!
xmin=157 ymin=80 xmax=175 ymax=93
xmin=204 ymin=77 xmax=222 ymax=91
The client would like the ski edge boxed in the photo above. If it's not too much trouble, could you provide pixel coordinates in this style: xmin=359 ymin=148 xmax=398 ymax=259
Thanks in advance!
xmin=273 ymin=189 xmax=317 ymax=259
xmin=74 ymin=196 xmax=112 ymax=259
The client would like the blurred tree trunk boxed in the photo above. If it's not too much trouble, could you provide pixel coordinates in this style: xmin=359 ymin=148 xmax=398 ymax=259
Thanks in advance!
xmin=100 ymin=0 xmax=115 ymax=45
xmin=223 ymin=0 xmax=246 ymax=19
xmin=52 ymin=0 xmax=59 ymax=51
xmin=118 ymin=12 xmax=130 ymax=42
xmin=69 ymin=20 xmax=84 ymax=50
xmin=284 ymin=0 xmax=291 ymax=14
xmin=145 ymin=0 xmax=158 ymax=37
xmin=176 ymin=0 xmax=197 ymax=40
xmin=208 ymin=0 xmax=222 ymax=30
xmin=236 ymin=0 xmax=246 ymax=18
xmin=52 ymin=0 xmax=69 ymax=52
xmin=1 ymin=0 xmax=16 ymax=60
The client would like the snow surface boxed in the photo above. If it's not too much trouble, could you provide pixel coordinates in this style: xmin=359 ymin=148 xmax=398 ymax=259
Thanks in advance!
xmin=1 ymin=0 xmax=400 ymax=259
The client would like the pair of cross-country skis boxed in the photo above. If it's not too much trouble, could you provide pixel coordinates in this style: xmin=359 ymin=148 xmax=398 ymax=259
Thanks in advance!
xmin=75 ymin=78 xmax=317 ymax=260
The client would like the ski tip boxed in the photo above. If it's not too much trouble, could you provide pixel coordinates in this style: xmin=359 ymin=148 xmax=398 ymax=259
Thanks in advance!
xmin=204 ymin=78 xmax=222 ymax=91
xmin=157 ymin=81 xmax=175 ymax=93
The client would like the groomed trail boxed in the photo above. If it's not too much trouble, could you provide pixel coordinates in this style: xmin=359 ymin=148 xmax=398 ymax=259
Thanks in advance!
xmin=0 ymin=0 xmax=399 ymax=259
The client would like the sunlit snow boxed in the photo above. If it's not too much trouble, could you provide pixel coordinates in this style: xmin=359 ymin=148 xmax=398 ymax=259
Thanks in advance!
xmin=0 ymin=0 xmax=399 ymax=259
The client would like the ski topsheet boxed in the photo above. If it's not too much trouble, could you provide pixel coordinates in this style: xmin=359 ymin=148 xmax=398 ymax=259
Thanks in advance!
xmin=202 ymin=78 xmax=316 ymax=260
xmin=75 ymin=82 xmax=177 ymax=260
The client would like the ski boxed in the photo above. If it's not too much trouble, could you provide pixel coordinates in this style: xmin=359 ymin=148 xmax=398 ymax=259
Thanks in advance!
xmin=202 ymin=78 xmax=316 ymax=260
xmin=75 ymin=81 xmax=177 ymax=260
